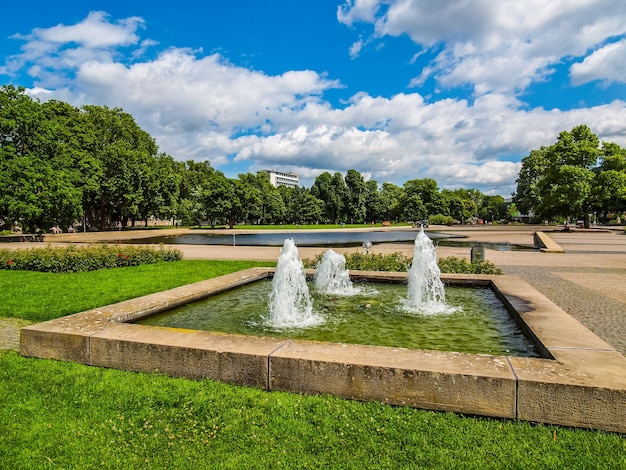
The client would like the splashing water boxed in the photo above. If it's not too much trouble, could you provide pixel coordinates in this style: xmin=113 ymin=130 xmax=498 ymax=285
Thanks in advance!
xmin=266 ymin=239 xmax=323 ymax=328
xmin=314 ymin=249 xmax=360 ymax=296
xmin=404 ymin=226 xmax=458 ymax=314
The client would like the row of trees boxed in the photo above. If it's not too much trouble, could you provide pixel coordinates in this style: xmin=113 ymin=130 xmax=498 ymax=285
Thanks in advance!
xmin=514 ymin=124 xmax=626 ymax=227
xmin=1 ymin=85 xmax=512 ymax=232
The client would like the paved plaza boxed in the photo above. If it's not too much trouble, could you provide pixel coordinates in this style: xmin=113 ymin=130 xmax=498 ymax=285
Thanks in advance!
xmin=2 ymin=225 xmax=626 ymax=355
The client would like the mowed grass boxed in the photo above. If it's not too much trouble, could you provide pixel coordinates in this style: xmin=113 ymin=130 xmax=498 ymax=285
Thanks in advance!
xmin=0 ymin=260 xmax=274 ymax=322
xmin=1 ymin=350 xmax=625 ymax=469
xmin=1 ymin=260 xmax=625 ymax=468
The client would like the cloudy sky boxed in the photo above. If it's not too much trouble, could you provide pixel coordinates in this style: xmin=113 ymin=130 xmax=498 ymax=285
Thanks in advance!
xmin=2 ymin=0 xmax=626 ymax=196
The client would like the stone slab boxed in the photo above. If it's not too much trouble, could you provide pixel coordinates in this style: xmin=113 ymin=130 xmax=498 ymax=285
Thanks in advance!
xmin=534 ymin=231 xmax=565 ymax=253
xmin=269 ymin=340 xmax=517 ymax=418
xmin=510 ymin=350 xmax=626 ymax=432
xmin=90 ymin=324 xmax=287 ymax=388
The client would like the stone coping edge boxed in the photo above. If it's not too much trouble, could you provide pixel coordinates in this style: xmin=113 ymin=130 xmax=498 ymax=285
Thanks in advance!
xmin=20 ymin=268 xmax=626 ymax=433
xmin=534 ymin=231 xmax=565 ymax=253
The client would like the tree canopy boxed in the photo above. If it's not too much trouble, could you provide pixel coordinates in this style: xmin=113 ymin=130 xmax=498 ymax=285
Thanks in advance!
xmin=514 ymin=125 xmax=626 ymax=227
xmin=9 ymin=86 xmax=621 ymax=232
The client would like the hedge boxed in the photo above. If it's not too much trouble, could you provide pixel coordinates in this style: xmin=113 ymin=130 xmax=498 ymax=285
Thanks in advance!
xmin=0 ymin=244 xmax=183 ymax=273
xmin=304 ymin=251 xmax=502 ymax=275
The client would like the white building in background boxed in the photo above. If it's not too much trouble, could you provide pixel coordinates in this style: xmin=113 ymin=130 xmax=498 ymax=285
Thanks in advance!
xmin=259 ymin=169 xmax=299 ymax=188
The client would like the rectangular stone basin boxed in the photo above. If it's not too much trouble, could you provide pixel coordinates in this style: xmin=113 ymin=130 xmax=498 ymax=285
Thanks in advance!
xmin=20 ymin=268 xmax=626 ymax=433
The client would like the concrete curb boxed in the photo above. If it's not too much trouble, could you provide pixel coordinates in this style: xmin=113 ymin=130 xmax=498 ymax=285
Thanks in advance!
xmin=534 ymin=231 xmax=564 ymax=253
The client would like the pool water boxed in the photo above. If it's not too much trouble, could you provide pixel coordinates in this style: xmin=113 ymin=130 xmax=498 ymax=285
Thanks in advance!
xmin=137 ymin=280 xmax=540 ymax=357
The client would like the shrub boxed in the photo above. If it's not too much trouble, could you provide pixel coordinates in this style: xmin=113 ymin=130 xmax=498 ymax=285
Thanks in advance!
xmin=304 ymin=252 xmax=502 ymax=274
xmin=0 ymin=244 xmax=183 ymax=273
xmin=428 ymin=214 xmax=455 ymax=225
xmin=438 ymin=256 xmax=502 ymax=275
xmin=346 ymin=252 xmax=413 ymax=272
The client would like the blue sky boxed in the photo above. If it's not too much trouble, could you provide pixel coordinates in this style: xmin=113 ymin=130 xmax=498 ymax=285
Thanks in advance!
xmin=2 ymin=0 xmax=626 ymax=196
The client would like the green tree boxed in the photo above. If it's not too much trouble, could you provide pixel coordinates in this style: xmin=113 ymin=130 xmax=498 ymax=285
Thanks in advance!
xmin=0 ymin=86 xmax=82 ymax=232
xmin=401 ymin=178 xmax=445 ymax=222
xmin=179 ymin=160 xmax=213 ymax=225
xmin=403 ymin=178 xmax=445 ymax=219
xmin=379 ymin=183 xmax=404 ymax=222
xmin=223 ymin=177 xmax=262 ymax=228
xmin=311 ymin=172 xmax=344 ymax=223
xmin=513 ymin=147 xmax=548 ymax=217
xmin=140 ymin=153 xmax=182 ymax=225
xmin=449 ymin=188 xmax=483 ymax=216
xmin=401 ymin=193 xmax=427 ymax=223
xmin=81 ymin=105 xmax=158 ymax=230
xmin=593 ymin=142 xmax=626 ymax=221
xmin=479 ymin=195 xmax=507 ymax=223
xmin=41 ymin=99 xmax=101 ymax=231
xmin=442 ymin=188 xmax=485 ymax=222
xmin=282 ymin=186 xmax=323 ymax=224
xmin=344 ymin=169 xmax=367 ymax=223
xmin=330 ymin=172 xmax=348 ymax=223
xmin=199 ymin=166 xmax=233 ymax=227
xmin=239 ymin=172 xmax=285 ymax=224
xmin=364 ymin=180 xmax=385 ymax=223
xmin=515 ymin=125 xmax=600 ymax=227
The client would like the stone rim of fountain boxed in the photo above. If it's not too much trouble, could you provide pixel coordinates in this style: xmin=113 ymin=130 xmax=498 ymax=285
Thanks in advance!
xmin=20 ymin=267 xmax=626 ymax=433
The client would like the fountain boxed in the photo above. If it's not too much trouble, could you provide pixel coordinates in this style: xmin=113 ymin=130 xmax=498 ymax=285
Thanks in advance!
xmin=314 ymin=249 xmax=360 ymax=296
xmin=20 ymin=232 xmax=626 ymax=431
xmin=133 ymin=233 xmax=530 ymax=353
xmin=404 ymin=226 xmax=457 ymax=314
xmin=265 ymin=239 xmax=323 ymax=328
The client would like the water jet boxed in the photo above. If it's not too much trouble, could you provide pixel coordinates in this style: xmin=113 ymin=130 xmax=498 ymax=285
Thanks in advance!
xmin=314 ymin=249 xmax=360 ymax=296
xmin=265 ymin=239 xmax=321 ymax=328
xmin=404 ymin=226 xmax=458 ymax=314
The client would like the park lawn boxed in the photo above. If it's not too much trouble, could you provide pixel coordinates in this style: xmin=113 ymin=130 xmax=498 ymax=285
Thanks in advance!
xmin=1 ymin=350 xmax=625 ymax=469
xmin=0 ymin=260 xmax=275 ymax=322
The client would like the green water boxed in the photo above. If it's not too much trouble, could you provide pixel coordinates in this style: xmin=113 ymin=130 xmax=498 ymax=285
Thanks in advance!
xmin=137 ymin=280 xmax=540 ymax=357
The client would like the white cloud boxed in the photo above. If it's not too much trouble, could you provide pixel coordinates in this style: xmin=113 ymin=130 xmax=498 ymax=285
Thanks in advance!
xmin=2 ymin=11 xmax=148 ymax=80
xmin=349 ymin=39 xmax=364 ymax=59
xmin=6 ymin=10 xmax=626 ymax=196
xmin=428 ymin=161 xmax=522 ymax=190
xmin=337 ymin=0 xmax=382 ymax=27
xmin=34 ymin=11 xmax=143 ymax=48
xmin=234 ymin=92 xmax=626 ymax=194
xmin=340 ymin=0 xmax=626 ymax=95
xmin=570 ymin=39 xmax=626 ymax=85
xmin=72 ymin=48 xmax=340 ymax=133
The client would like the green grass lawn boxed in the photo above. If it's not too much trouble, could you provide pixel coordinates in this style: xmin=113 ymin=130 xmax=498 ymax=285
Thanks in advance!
xmin=1 ymin=261 xmax=625 ymax=468
xmin=1 ymin=350 xmax=624 ymax=469
xmin=0 ymin=260 xmax=274 ymax=322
